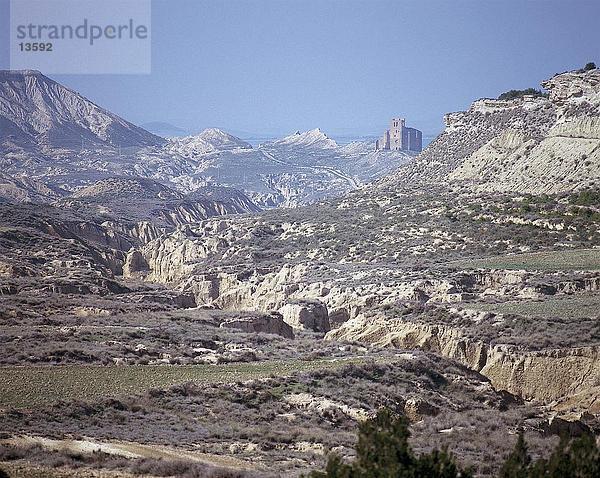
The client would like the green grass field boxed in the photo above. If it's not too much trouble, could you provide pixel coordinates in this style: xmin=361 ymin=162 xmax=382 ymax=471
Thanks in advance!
xmin=465 ymin=294 xmax=600 ymax=319
xmin=451 ymin=248 xmax=600 ymax=271
xmin=0 ymin=358 xmax=368 ymax=410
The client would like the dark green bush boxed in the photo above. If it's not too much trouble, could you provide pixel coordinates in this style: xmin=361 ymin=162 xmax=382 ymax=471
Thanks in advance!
xmin=310 ymin=409 xmax=600 ymax=478
xmin=309 ymin=408 xmax=472 ymax=477
xmin=498 ymin=88 xmax=548 ymax=100
xmin=503 ymin=432 xmax=600 ymax=478
xmin=570 ymin=189 xmax=600 ymax=206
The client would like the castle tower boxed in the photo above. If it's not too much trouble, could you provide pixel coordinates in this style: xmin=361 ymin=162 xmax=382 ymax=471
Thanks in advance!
xmin=389 ymin=118 xmax=406 ymax=151
xmin=375 ymin=117 xmax=421 ymax=152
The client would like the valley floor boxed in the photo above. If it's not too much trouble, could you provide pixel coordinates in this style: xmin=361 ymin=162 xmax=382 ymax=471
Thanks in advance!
xmin=1 ymin=184 xmax=600 ymax=477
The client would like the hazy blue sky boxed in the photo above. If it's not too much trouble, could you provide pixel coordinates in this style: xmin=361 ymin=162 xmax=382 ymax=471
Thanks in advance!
xmin=1 ymin=0 xmax=599 ymax=138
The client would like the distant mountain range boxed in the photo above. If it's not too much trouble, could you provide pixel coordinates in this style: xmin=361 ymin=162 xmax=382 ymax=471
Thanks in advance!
xmin=0 ymin=70 xmax=415 ymax=208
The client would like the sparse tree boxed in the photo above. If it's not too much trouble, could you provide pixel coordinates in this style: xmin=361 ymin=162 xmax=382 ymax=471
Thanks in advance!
xmin=309 ymin=408 xmax=472 ymax=478
xmin=353 ymin=409 xmax=414 ymax=477
xmin=529 ymin=434 xmax=600 ymax=478
xmin=500 ymin=432 xmax=531 ymax=478
xmin=583 ymin=62 xmax=597 ymax=71
xmin=504 ymin=432 xmax=600 ymax=478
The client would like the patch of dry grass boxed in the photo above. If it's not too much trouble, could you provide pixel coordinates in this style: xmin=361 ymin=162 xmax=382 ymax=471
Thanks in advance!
xmin=465 ymin=294 xmax=600 ymax=319
xmin=0 ymin=358 xmax=369 ymax=409
xmin=451 ymin=248 xmax=600 ymax=271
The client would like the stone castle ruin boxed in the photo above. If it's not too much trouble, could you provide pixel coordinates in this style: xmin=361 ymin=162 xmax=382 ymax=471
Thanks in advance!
xmin=376 ymin=117 xmax=422 ymax=152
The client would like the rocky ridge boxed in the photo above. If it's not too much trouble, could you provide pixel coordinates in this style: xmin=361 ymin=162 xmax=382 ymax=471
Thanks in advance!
xmin=392 ymin=68 xmax=600 ymax=194
xmin=0 ymin=70 xmax=164 ymax=156
xmin=57 ymin=176 xmax=259 ymax=228
xmin=164 ymin=128 xmax=253 ymax=156
xmin=327 ymin=317 xmax=600 ymax=414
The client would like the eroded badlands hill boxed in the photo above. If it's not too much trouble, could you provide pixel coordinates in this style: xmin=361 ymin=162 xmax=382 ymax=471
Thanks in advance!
xmin=1 ymin=67 xmax=600 ymax=478
xmin=394 ymin=68 xmax=600 ymax=193
xmin=0 ymin=70 xmax=164 ymax=156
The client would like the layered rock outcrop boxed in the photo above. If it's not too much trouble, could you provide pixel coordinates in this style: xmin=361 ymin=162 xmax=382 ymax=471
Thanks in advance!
xmin=393 ymin=68 xmax=600 ymax=194
xmin=122 ymin=250 xmax=149 ymax=278
xmin=326 ymin=317 xmax=600 ymax=413
xmin=279 ymin=300 xmax=330 ymax=332
xmin=220 ymin=312 xmax=294 ymax=339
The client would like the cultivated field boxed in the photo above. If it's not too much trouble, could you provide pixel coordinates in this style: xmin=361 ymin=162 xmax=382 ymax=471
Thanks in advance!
xmin=0 ymin=358 xmax=368 ymax=409
xmin=465 ymin=294 xmax=600 ymax=319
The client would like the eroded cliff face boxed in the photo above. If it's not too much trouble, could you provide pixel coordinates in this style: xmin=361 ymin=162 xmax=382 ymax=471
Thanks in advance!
xmin=326 ymin=317 xmax=600 ymax=414
xmin=542 ymin=69 xmax=600 ymax=104
xmin=481 ymin=346 xmax=600 ymax=407
xmin=134 ymin=226 xmax=598 ymax=317
xmin=450 ymin=116 xmax=600 ymax=193
xmin=135 ymin=227 xmax=600 ymax=411
xmin=102 ymin=220 xmax=165 ymax=246
xmin=136 ymin=243 xmax=520 ymax=321
xmin=394 ymin=69 xmax=600 ymax=194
